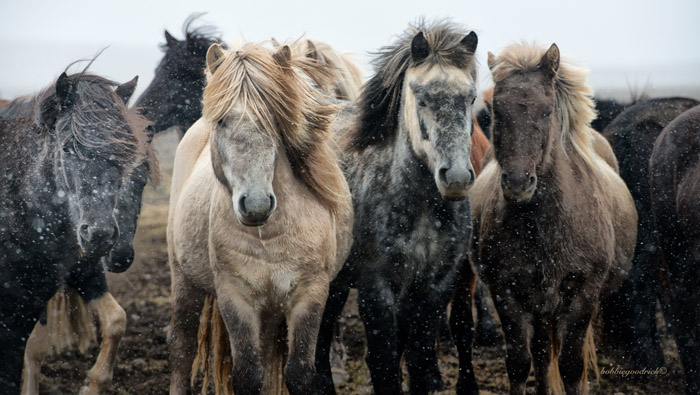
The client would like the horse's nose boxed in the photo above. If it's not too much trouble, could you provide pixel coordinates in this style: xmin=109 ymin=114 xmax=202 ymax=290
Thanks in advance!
xmin=438 ymin=165 xmax=474 ymax=190
xmin=238 ymin=191 xmax=276 ymax=226
xmin=78 ymin=221 xmax=119 ymax=255
xmin=501 ymin=170 xmax=536 ymax=192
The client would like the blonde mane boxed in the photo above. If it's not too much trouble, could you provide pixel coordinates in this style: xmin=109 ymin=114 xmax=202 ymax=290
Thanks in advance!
xmin=288 ymin=39 xmax=365 ymax=101
xmin=201 ymin=41 xmax=349 ymax=214
xmin=489 ymin=42 xmax=601 ymax=172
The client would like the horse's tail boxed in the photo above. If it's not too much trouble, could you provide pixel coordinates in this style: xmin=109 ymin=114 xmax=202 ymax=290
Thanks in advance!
xmin=582 ymin=323 xmax=599 ymax=393
xmin=547 ymin=321 xmax=599 ymax=395
xmin=45 ymin=285 xmax=97 ymax=355
xmin=260 ymin=312 xmax=288 ymax=395
xmin=191 ymin=296 xmax=233 ymax=395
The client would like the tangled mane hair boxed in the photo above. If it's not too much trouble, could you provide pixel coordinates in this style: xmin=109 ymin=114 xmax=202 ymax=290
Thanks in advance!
xmin=159 ymin=12 xmax=221 ymax=52
xmin=287 ymin=39 xmax=365 ymax=101
xmin=489 ymin=42 xmax=601 ymax=171
xmin=202 ymin=41 xmax=349 ymax=214
xmin=350 ymin=19 xmax=477 ymax=150
xmin=1 ymin=70 xmax=151 ymax=172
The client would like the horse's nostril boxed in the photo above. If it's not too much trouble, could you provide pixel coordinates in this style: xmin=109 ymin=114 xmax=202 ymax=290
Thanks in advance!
xmin=79 ymin=224 xmax=90 ymax=240
xmin=268 ymin=194 xmax=276 ymax=214
xmin=439 ymin=168 xmax=449 ymax=186
xmin=238 ymin=195 xmax=248 ymax=215
xmin=468 ymin=169 xmax=476 ymax=185
xmin=529 ymin=175 xmax=536 ymax=186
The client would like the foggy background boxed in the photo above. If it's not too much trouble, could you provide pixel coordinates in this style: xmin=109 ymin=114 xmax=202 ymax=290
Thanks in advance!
xmin=1 ymin=0 xmax=699 ymax=101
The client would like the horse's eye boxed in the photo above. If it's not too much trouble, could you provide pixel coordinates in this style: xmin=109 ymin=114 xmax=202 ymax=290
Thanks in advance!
xmin=218 ymin=119 xmax=226 ymax=128
xmin=418 ymin=100 xmax=427 ymax=108
xmin=470 ymin=97 xmax=476 ymax=105
xmin=543 ymin=110 xmax=552 ymax=118
xmin=62 ymin=145 xmax=73 ymax=154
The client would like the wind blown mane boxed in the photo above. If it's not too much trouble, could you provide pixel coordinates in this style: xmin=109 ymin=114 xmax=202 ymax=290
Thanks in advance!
xmin=202 ymin=41 xmax=348 ymax=213
xmin=160 ymin=13 xmax=220 ymax=52
xmin=351 ymin=19 xmax=477 ymax=150
xmin=489 ymin=42 xmax=600 ymax=171
xmin=3 ymin=73 xmax=151 ymax=170
xmin=288 ymin=39 xmax=365 ymax=100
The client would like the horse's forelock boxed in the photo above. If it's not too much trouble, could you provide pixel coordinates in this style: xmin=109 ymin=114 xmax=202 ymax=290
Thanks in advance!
xmin=202 ymin=41 xmax=347 ymax=213
xmin=55 ymin=74 xmax=150 ymax=170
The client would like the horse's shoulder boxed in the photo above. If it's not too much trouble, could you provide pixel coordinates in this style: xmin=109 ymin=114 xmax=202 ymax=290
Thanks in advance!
xmin=170 ymin=118 xmax=211 ymax=208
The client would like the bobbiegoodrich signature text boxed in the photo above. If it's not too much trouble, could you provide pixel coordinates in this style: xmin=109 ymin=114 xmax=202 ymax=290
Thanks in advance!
xmin=600 ymin=366 xmax=668 ymax=377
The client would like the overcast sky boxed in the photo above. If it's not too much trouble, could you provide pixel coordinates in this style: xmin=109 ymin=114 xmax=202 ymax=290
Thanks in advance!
xmin=1 ymin=0 xmax=699 ymax=100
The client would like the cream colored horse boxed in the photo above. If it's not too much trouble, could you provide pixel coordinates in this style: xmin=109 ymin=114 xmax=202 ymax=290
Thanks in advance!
xmin=167 ymin=41 xmax=353 ymax=395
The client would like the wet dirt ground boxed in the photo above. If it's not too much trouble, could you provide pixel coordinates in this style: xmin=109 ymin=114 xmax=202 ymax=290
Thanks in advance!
xmin=37 ymin=130 xmax=687 ymax=394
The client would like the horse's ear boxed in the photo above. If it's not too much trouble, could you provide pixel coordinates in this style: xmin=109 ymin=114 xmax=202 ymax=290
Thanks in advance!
xmin=164 ymin=30 xmax=178 ymax=47
xmin=271 ymin=37 xmax=280 ymax=47
xmin=306 ymin=40 xmax=319 ymax=60
xmin=411 ymin=31 xmax=430 ymax=63
xmin=56 ymin=72 xmax=74 ymax=109
xmin=273 ymin=45 xmax=292 ymax=66
xmin=538 ymin=43 xmax=560 ymax=79
xmin=206 ymin=43 xmax=225 ymax=74
xmin=487 ymin=51 xmax=497 ymax=71
xmin=460 ymin=31 xmax=478 ymax=54
xmin=115 ymin=76 xmax=138 ymax=105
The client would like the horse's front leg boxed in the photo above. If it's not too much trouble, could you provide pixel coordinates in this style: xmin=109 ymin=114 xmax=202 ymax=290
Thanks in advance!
xmin=168 ymin=263 xmax=207 ymax=395
xmin=450 ymin=263 xmax=479 ymax=395
xmin=356 ymin=278 xmax=401 ymax=395
xmin=80 ymin=293 xmax=126 ymax=395
xmin=558 ymin=290 xmax=597 ymax=395
xmin=314 ymin=277 xmax=351 ymax=395
xmin=215 ymin=275 xmax=263 ymax=395
xmin=22 ymin=316 xmax=50 ymax=395
xmin=285 ymin=276 xmax=330 ymax=395
xmin=491 ymin=288 xmax=531 ymax=395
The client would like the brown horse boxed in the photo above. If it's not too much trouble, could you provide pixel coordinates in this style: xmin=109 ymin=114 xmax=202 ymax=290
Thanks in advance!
xmin=463 ymin=42 xmax=637 ymax=395
xmin=649 ymin=104 xmax=700 ymax=395
xmin=167 ymin=41 xmax=353 ymax=395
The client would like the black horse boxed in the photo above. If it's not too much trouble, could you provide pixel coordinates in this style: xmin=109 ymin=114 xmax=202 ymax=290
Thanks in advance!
xmin=134 ymin=13 xmax=222 ymax=136
xmin=650 ymin=104 xmax=700 ymax=394
xmin=0 ymin=70 xmax=149 ymax=393
xmin=600 ymin=97 xmax=699 ymax=368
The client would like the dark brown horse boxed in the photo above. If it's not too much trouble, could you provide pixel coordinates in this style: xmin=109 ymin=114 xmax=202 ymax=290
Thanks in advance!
xmin=463 ymin=42 xmax=637 ymax=395
xmin=600 ymin=97 xmax=698 ymax=368
xmin=649 ymin=104 xmax=700 ymax=395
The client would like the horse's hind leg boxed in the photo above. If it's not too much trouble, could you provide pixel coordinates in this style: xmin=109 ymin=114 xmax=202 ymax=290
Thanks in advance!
xmin=450 ymin=267 xmax=479 ymax=395
xmin=314 ymin=280 xmax=350 ymax=395
xmin=22 ymin=318 xmax=50 ymax=395
xmin=285 ymin=278 xmax=330 ymax=395
xmin=169 ymin=264 xmax=206 ymax=395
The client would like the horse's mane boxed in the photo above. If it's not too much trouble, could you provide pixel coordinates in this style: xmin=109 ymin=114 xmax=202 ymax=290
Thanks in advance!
xmin=490 ymin=42 xmax=600 ymax=171
xmin=3 ymin=73 xmax=151 ymax=172
xmin=288 ymin=39 xmax=365 ymax=101
xmin=350 ymin=19 xmax=477 ymax=150
xmin=159 ymin=13 xmax=220 ymax=52
xmin=202 ymin=41 xmax=348 ymax=213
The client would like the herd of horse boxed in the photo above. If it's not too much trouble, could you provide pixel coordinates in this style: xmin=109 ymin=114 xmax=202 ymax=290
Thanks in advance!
xmin=1 ymin=14 xmax=699 ymax=395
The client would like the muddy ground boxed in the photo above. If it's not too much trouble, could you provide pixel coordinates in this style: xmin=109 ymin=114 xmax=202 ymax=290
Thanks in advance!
xmin=37 ymin=130 xmax=686 ymax=394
